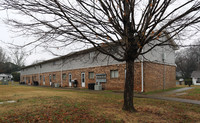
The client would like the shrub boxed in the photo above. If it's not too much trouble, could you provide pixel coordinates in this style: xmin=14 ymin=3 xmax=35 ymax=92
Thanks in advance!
xmin=12 ymin=72 xmax=20 ymax=82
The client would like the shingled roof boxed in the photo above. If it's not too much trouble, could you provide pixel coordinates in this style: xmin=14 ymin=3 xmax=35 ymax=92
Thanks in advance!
xmin=191 ymin=71 xmax=200 ymax=78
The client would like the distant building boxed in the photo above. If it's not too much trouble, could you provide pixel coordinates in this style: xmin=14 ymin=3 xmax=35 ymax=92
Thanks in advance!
xmin=191 ymin=71 xmax=200 ymax=85
xmin=0 ymin=74 xmax=13 ymax=81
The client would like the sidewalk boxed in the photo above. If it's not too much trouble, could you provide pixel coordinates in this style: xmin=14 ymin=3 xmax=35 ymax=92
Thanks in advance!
xmin=134 ymin=87 xmax=200 ymax=105
xmin=150 ymin=87 xmax=194 ymax=96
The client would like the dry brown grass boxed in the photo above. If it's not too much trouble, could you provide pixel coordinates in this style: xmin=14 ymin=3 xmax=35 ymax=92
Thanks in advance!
xmin=0 ymin=85 xmax=200 ymax=122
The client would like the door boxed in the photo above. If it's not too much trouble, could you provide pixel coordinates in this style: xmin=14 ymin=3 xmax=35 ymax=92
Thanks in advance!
xmin=43 ymin=75 xmax=45 ymax=85
xmin=49 ymin=74 xmax=52 ymax=86
xmin=81 ymin=72 xmax=85 ymax=87
xmin=24 ymin=77 xmax=26 ymax=84
xmin=69 ymin=74 xmax=72 ymax=87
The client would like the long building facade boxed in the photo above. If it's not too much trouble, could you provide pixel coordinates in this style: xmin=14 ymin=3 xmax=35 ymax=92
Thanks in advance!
xmin=20 ymin=41 xmax=177 ymax=92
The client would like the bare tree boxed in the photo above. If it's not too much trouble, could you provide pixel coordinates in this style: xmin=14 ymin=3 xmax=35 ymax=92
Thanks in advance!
xmin=0 ymin=47 xmax=9 ymax=63
xmin=176 ymin=49 xmax=197 ymax=79
xmin=1 ymin=0 xmax=200 ymax=112
xmin=176 ymin=40 xmax=200 ymax=79
xmin=11 ymin=49 xmax=27 ymax=67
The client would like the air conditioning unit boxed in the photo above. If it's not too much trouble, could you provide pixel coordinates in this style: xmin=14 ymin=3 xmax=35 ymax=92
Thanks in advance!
xmin=94 ymin=85 xmax=102 ymax=90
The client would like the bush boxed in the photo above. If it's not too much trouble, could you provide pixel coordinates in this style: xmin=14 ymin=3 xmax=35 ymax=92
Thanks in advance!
xmin=12 ymin=72 xmax=20 ymax=82
xmin=184 ymin=78 xmax=192 ymax=82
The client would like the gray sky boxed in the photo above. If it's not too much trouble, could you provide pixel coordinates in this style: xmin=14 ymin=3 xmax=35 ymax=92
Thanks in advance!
xmin=0 ymin=9 xmax=93 ymax=66
xmin=0 ymin=10 xmax=60 ymax=65
xmin=0 ymin=0 xmax=198 ymax=65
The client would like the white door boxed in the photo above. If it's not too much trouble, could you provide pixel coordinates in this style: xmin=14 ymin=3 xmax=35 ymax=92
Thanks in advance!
xmin=49 ymin=74 xmax=52 ymax=86
xmin=43 ymin=75 xmax=45 ymax=85
xmin=69 ymin=74 xmax=72 ymax=87
xmin=81 ymin=72 xmax=85 ymax=87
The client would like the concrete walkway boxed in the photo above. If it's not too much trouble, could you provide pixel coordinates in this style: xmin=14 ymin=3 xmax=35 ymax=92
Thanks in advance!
xmin=150 ymin=87 xmax=194 ymax=96
xmin=134 ymin=94 xmax=200 ymax=105
xmin=134 ymin=87 xmax=200 ymax=105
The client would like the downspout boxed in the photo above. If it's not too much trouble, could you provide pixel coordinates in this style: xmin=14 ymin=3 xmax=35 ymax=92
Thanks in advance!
xmin=25 ymin=74 xmax=26 ymax=84
xmin=141 ymin=52 xmax=144 ymax=92
xmin=162 ymin=47 xmax=166 ymax=90
xmin=61 ymin=62 xmax=63 ymax=87
xmin=163 ymin=62 xmax=166 ymax=90
xmin=39 ymin=65 xmax=40 ymax=85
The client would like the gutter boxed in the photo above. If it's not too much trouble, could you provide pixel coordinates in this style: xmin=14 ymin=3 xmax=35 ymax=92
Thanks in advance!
xmin=162 ymin=47 xmax=166 ymax=90
xmin=61 ymin=66 xmax=63 ymax=87
xmin=39 ymin=66 xmax=40 ymax=85
xmin=141 ymin=54 xmax=144 ymax=93
xmin=60 ymin=59 xmax=65 ymax=87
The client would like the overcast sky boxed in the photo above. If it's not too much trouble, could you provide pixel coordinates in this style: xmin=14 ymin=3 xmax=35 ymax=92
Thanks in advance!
xmin=0 ymin=9 xmax=93 ymax=66
xmin=0 ymin=0 xmax=198 ymax=66
xmin=0 ymin=10 xmax=62 ymax=65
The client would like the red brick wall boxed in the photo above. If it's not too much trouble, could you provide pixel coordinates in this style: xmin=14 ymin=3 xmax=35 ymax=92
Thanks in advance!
xmin=143 ymin=62 xmax=176 ymax=92
xmin=61 ymin=64 xmax=128 ymax=90
xmin=20 ymin=62 xmax=176 ymax=92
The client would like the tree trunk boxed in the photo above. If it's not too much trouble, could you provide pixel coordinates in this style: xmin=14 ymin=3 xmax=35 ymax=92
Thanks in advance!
xmin=123 ymin=60 xmax=137 ymax=112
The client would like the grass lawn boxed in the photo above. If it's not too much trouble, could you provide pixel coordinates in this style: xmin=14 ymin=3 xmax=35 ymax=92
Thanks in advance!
xmin=0 ymin=85 xmax=200 ymax=122
xmin=169 ymin=85 xmax=200 ymax=100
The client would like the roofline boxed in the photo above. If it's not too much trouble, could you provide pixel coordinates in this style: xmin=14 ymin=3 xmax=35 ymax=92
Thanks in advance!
xmin=22 ymin=46 xmax=97 ymax=69
xmin=22 ymin=32 xmax=177 ymax=69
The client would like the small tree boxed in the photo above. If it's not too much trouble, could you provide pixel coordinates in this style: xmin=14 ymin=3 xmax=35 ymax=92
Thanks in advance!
xmin=11 ymin=49 xmax=27 ymax=67
xmin=176 ymin=40 xmax=200 ymax=79
xmin=1 ymin=0 xmax=200 ymax=112
xmin=12 ymin=72 xmax=20 ymax=82
xmin=0 ymin=47 xmax=9 ymax=63
xmin=0 ymin=62 xmax=21 ymax=74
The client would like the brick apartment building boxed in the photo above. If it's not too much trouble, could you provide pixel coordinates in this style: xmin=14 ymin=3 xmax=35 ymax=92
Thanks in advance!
xmin=20 ymin=39 xmax=178 ymax=92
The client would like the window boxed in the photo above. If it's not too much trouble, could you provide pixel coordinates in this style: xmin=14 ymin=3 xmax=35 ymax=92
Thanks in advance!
xmin=197 ymin=78 xmax=200 ymax=83
xmin=53 ymin=74 xmax=56 ymax=80
xmin=69 ymin=74 xmax=72 ymax=82
xmin=110 ymin=70 xmax=119 ymax=78
xmin=40 ymin=64 xmax=42 ymax=68
xmin=53 ymin=61 xmax=56 ymax=65
xmin=89 ymin=72 xmax=94 ymax=79
xmin=40 ymin=75 xmax=42 ymax=80
xmin=62 ymin=73 xmax=66 ymax=80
